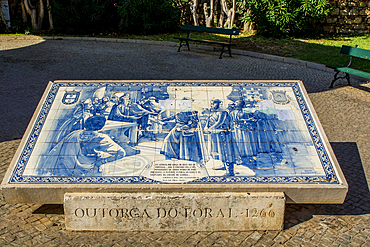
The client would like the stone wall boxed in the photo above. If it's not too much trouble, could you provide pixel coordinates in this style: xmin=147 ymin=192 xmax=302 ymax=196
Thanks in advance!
xmin=323 ymin=0 xmax=370 ymax=33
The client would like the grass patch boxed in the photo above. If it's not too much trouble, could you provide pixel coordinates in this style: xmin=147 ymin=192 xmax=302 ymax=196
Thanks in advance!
xmin=4 ymin=31 xmax=370 ymax=73
xmin=0 ymin=33 xmax=35 ymax=37
xmin=289 ymin=34 xmax=370 ymax=73
xmin=148 ymin=32 xmax=370 ymax=73
xmin=101 ymin=32 xmax=370 ymax=73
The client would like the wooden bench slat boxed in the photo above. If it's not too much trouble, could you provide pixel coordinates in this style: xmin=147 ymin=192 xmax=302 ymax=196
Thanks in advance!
xmin=174 ymin=25 xmax=240 ymax=59
xmin=340 ymin=45 xmax=370 ymax=60
xmin=180 ymin=25 xmax=239 ymax=35
xmin=173 ymin=37 xmax=236 ymax=46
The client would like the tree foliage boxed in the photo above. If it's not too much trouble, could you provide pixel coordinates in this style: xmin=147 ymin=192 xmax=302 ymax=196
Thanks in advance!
xmin=115 ymin=0 xmax=181 ymax=34
xmin=238 ymin=0 xmax=332 ymax=37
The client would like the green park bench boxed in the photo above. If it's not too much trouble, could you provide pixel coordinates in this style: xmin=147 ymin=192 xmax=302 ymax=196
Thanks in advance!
xmin=173 ymin=25 xmax=240 ymax=59
xmin=327 ymin=45 xmax=370 ymax=88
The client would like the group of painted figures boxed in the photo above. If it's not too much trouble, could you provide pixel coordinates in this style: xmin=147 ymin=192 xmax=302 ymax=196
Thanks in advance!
xmin=161 ymin=99 xmax=282 ymax=176
xmin=39 ymin=94 xmax=283 ymax=177
xmin=39 ymin=94 xmax=161 ymax=175
xmin=56 ymin=95 xmax=161 ymax=142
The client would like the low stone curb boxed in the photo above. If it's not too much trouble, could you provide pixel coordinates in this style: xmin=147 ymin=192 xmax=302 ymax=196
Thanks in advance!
xmin=13 ymin=35 xmax=370 ymax=82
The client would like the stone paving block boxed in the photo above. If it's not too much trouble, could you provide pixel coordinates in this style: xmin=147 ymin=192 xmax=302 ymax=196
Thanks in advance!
xmin=348 ymin=243 xmax=362 ymax=247
xmin=14 ymin=230 xmax=28 ymax=239
xmin=349 ymin=237 xmax=367 ymax=246
xmin=321 ymin=237 xmax=336 ymax=246
xmin=129 ymin=233 xmax=154 ymax=245
xmin=300 ymin=243 xmax=314 ymax=247
xmin=271 ymin=243 xmax=284 ymax=247
xmin=351 ymin=233 xmax=367 ymax=242
xmin=144 ymin=231 xmax=167 ymax=241
xmin=219 ymin=232 xmax=248 ymax=245
xmin=238 ymin=240 xmax=254 ymax=247
xmin=142 ymin=242 xmax=159 ymax=247
xmin=198 ymin=237 xmax=220 ymax=246
xmin=232 ymin=231 xmax=254 ymax=243
xmin=0 ymin=228 xmax=8 ymax=236
xmin=6 ymin=222 xmax=20 ymax=231
xmin=215 ymin=239 xmax=236 ymax=246
xmin=18 ymin=235 xmax=32 ymax=243
xmin=24 ymin=216 xmax=41 ymax=223
xmin=182 ymin=232 xmax=210 ymax=245
xmin=334 ymin=237 xmax=351 ymax=245
xmin=258 ymin=231 xmax=279 ymax=245
xmin=23 ymin=239 xmax=39 ymax=246
xmin=33 ymin=223 xmax=47 ymax=232
xmin=283 ymin=241 xmax=299 ymax=247
xmin=289 ymin=236 xmax=304 ymax=245
xmin=154 ymin=235 xmax=176 ymax=245
xmin=239 ymin=231 xmax=263 ymax=246
xmin=303 ymin=230 xmax=315 ymax=239
xmin=273 ymin=234 xmax=289 ymax=244
xmin=363 ymin=240 xmax=370 ymax=246
xmin=323 ymin=232 xmax=338 ymax=241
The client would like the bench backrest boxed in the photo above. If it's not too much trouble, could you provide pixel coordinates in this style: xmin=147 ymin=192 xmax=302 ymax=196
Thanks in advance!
xmin=181 ymin=25 xmax=239 ymax=36
xmin=340 ymin=45 xmax=370 ymax=60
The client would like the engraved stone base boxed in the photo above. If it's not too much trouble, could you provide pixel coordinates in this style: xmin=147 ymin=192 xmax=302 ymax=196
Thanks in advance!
xmin=64 ymin=192 xmax=285 ymax=231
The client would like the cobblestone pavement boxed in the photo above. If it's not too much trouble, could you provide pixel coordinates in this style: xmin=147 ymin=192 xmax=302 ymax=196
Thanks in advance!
xmin=0 ymin=36 xmax=370 ymax=246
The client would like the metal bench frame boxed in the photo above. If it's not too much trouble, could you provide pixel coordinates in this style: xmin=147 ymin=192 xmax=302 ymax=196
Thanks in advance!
xmin=173 ymin=25 xmax=239 ymax=59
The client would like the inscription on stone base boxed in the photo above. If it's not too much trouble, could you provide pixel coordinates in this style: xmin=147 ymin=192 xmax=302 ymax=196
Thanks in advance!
xmin=64 ymin=192 xmax=285 ymax=231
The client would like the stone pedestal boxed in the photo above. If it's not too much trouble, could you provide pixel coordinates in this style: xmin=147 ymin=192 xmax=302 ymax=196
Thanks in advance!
xmin=64 ymin=192 xmax=285 ymax=231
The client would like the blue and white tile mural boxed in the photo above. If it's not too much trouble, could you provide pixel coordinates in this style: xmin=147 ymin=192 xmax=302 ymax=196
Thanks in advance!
xmin=10 ymin=81 xmax=339 ymax=184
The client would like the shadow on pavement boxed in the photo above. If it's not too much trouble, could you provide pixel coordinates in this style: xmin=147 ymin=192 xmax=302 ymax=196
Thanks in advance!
xmin=285 ymin=142 xmax=370 ymax=229
xmin=33 ymin=204 xmax=64 ymax=215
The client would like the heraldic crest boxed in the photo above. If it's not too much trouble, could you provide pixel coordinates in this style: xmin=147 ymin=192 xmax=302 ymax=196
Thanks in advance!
xmin=269 ymin=90 xmax=290 ymax=105
xmin=62 ymin=90 xmax=80 ymax=105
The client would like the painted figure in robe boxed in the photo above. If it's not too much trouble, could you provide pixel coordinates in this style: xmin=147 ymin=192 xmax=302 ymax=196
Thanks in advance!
xmin=204 ymin=99 xmax=235 ymax=176
xmin=160 ymin=111 xmax=204 ymax=164
xmin=229 ymin=100 xmax=257 ymax=166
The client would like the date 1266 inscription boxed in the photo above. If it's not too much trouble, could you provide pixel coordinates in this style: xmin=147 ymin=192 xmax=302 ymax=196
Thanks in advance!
xmin=64 ymin=192 xmax=285 ymax=231
xmin=74 ymin=207 xmax=276 ymax=219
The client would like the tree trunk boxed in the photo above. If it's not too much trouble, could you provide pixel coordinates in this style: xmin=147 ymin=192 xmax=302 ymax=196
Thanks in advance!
xmin=38 ymin=0 xmax=44 ymax=30
xmin=230 ymin=0 xmax=236 ymax=29
xmin=204 ymin=0 xmax=216 ymax=27
xmin=21 ymin=1 xmax=27 ymax=23
xmin=213 ymin=0 xmax=218 ymax=27
xmin=46 ymin=0 xmax=53 ymax=30
xmin=23 ymin=0 xmax=46 ymax=31
xmin=189 ymin=0 xmax=199 ymax=26
xmin=23 ymin=0 xmax=38 ymax=31
xmin=218 ymin=8 xmax=224 ymax=28
xmin=0 ymin=0 xmax=10 ymax=32
xmin=220 ymin=0 xmax=235 ymax=29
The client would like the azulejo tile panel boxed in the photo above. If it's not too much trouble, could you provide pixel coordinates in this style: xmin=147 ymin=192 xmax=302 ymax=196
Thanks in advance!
xmin=9 ymin=81 xmax=341 ymax=185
